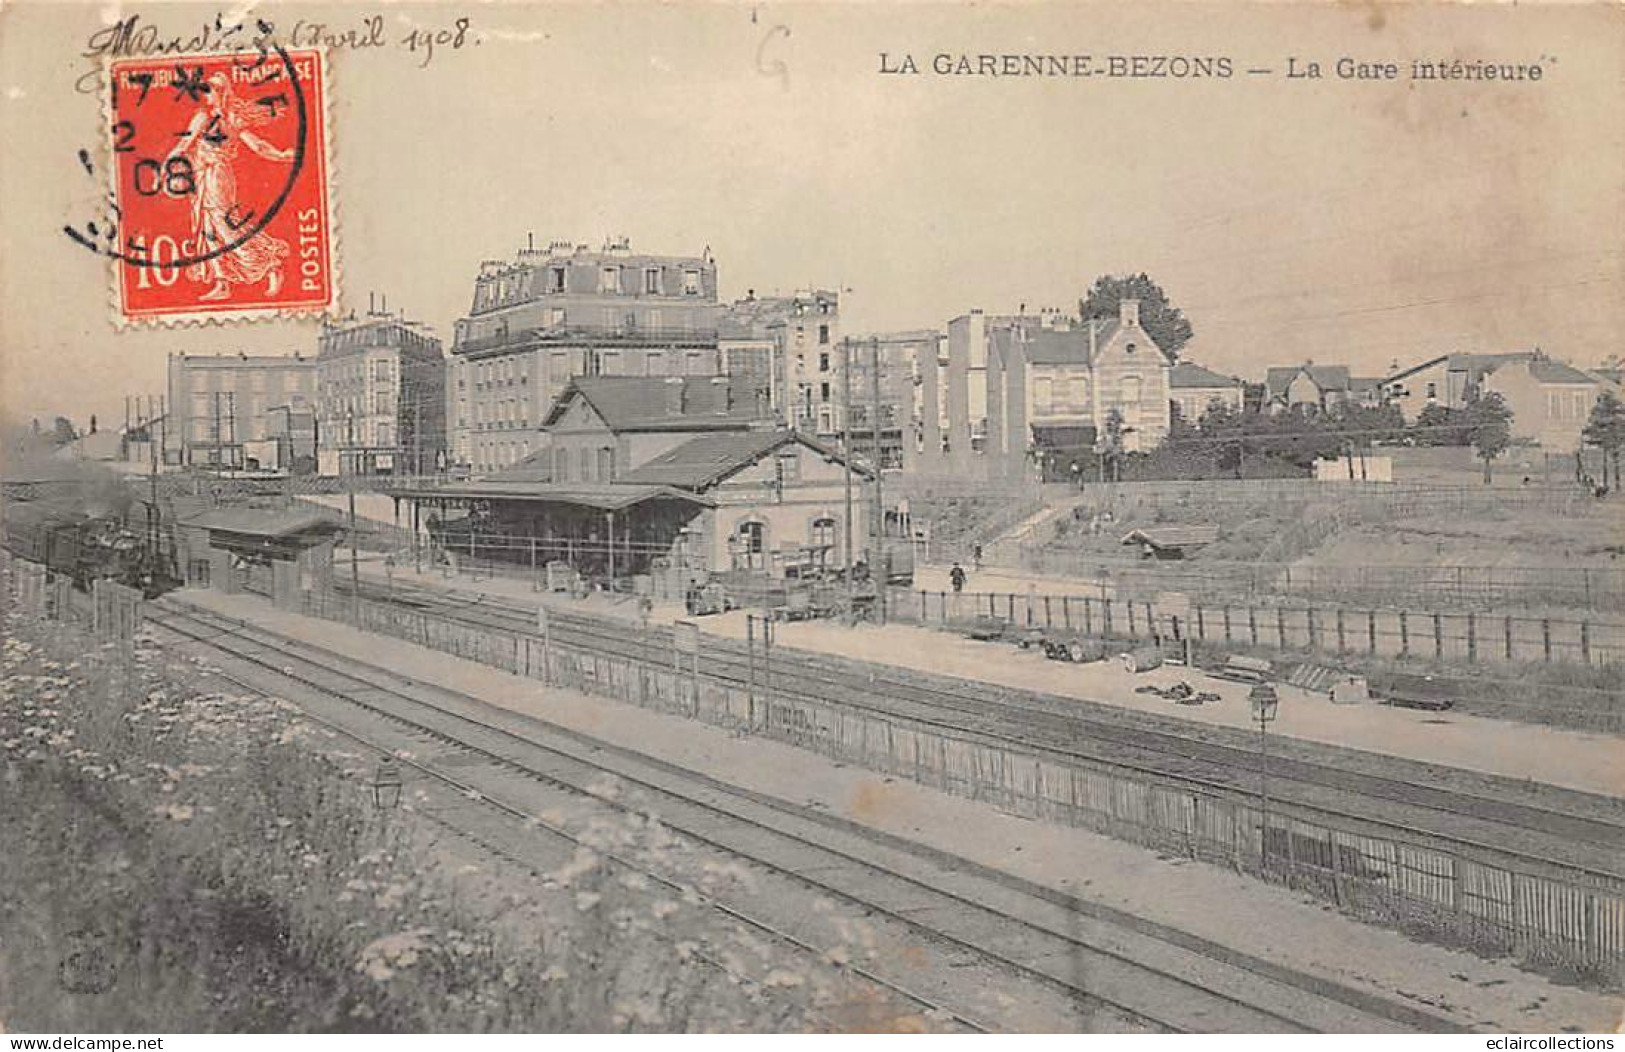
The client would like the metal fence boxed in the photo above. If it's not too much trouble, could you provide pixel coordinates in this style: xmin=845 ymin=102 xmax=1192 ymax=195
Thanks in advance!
xmin=887 ymin=588 xmax=1625 ymax=669
xmin=292 ymin=587 xmax=1625 ymax=979
xmin=998 ymin=551 xmax=1625 ymax=614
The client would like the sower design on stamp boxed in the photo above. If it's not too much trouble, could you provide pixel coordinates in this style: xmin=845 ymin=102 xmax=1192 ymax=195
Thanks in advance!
xmin=103 ymin=45 xmax=333 ymax=323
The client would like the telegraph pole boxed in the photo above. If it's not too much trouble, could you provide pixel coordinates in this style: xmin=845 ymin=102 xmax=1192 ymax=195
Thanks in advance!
xmin=841 ymin=337 xmax=854 ymax=611
xmin=869 ymin=337 xmax=886 ymax=624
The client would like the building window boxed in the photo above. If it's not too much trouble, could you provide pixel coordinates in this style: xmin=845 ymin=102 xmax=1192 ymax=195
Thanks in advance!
xmin=1425 ymin=381 xmax=1437 ymax=400
xmin=819 ymin=381 xmax=831 ymax=402
xmin=734 ymin=520 xmax=766 ymax=570
xmin=818 ymin=324 xmax=830 ymax=345
xmin=819 ymin=352 xmax=830 ymax=373
xmin=777 ymin=450 xmax=801 ymax=482
xmin=1125 ymin=342 xmax=1138 ymax=355
xmin=810 ymin=516 xmax=836 ymax=550
xmin=600 ymin=266 xmax=619 ymax=294
xmin=644 ymin=268 xmax=660 ymax=294
xmin=1121 ymin=376 xmax=1142 ymax=406
xmin=817 ymin=406 xmax=834 ymax=434
xmin=549 ymin=353 xmax=569 ymax=383
xmin=683 ymin=269 xmax=700 ymax=296
xmin=550 ymin=268 xmax=566 ymax=292
xmin=553 ymin=447 xmax=569 ymax=482
xmin=597 ymin=447 xmax=614 ymax=481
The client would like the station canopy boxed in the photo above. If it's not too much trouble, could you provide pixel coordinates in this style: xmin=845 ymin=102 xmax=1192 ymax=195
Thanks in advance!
xmin=393 ymin=480 xmax=714 ymax=512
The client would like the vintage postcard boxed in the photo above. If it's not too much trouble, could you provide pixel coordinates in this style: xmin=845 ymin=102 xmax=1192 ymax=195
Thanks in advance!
xmin=1 ymin=0 xmax=1621 ymax=1041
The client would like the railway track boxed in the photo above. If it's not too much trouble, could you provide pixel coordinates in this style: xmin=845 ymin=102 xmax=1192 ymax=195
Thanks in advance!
xmin=351 ymin=580 xmax=1625 ymax=881
xmin=147 ymin=599 xmax=1458 ymax=1034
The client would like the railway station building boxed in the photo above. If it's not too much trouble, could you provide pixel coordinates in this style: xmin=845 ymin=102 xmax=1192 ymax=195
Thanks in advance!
xmin=398 ymin=375 xmax=873 ymax=597
xmin=180 ymin=506 xmax=342 ymax=610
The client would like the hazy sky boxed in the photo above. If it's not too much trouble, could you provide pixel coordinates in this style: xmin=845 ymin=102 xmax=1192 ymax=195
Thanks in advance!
xmin=3 ymin=0 xmax=1622 ymax=427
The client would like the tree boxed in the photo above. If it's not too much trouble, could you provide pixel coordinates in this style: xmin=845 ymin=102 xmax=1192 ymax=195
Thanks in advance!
xmin=1078 ymin=273 xmax=1193 ymax=361
xmin=1412 ymin=403 xmax=1470 ymax=446
xmin=1462 ymin=391 xmax=1514 ymax=484
xmin=1581 ymin=389 xmax=1625 ymax=490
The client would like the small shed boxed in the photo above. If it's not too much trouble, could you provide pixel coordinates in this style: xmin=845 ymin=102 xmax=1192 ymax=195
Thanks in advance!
xmin=1120 ymin=525 xmax=1220 ymax=560
xmin=186 ymin=506 xmax=342 ymax=609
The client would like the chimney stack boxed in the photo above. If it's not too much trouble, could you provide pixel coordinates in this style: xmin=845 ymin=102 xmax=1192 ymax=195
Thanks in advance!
xmin=1119 ymin=299 xmax=1140 ymax=327
xmin=664 ymin=375 xmax=686 ymax=415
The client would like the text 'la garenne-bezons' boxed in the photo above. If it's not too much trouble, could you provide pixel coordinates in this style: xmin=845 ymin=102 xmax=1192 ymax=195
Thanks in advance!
xmin=878 ymin=52 xmax=1547 ymax=81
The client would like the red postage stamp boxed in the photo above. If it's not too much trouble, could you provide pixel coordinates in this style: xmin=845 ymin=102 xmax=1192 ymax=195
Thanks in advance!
xmin=104 ymin=46 xmax=334 ymax=324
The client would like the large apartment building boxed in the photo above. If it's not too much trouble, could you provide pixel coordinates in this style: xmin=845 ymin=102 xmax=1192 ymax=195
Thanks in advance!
xmin=316 ymin=304 xmax=447 ymax=475
xmin=448 ymin=237 xmax=722 ymax=474
xmin=844 ymin=331 xmax=941 ymax=471
xmin=166 ymin=352 xmax=317 ymax=469
xmin=718 ymin=289 xmax=842 ymax=439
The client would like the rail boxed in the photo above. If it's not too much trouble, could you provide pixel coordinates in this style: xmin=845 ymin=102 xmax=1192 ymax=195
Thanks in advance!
xmin=292 ymin=584 xmax=1625 ymax=980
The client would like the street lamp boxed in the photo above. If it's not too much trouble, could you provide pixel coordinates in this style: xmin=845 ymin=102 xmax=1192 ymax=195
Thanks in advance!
xmin=1249 ymin=681 xmax=1280 ymax=865
xmin=372 ymin=757 xmax=403 ymax=809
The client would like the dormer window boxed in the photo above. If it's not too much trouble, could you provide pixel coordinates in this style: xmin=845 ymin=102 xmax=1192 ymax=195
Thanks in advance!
xmin=683 ymin=269 xmax=701 ymax=296
xmin=600 ymin=266 xmax=620 ymax=294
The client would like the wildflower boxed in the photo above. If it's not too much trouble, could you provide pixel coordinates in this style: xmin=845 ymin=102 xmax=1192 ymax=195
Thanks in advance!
xmin=355 ymin=928 xmax=434 ymax=983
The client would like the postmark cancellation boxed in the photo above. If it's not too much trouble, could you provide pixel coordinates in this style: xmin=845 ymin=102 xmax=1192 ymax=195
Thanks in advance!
xmin=97 ymin=45 xmax=335 ymax=326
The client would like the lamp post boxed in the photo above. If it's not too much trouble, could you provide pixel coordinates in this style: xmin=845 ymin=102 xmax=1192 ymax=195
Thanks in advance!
xmin=372 ymin=757 xmax=403 ymax=809
xmin=1249 ymin=681 xmax=1280 ymax=864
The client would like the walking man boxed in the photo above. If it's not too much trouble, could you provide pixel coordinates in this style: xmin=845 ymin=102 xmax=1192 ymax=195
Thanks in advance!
xmin=949 ymin=561 xmax=967 ymax=594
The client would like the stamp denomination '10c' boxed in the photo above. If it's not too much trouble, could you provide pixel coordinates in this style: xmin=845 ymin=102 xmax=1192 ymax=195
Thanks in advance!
xmin=106 ymin=47 xmax=334 ymax=324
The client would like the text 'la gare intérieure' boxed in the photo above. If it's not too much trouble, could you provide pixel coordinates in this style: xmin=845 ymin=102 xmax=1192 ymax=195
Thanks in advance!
xmin=878 ymin=53 xmax=1549 ymax=82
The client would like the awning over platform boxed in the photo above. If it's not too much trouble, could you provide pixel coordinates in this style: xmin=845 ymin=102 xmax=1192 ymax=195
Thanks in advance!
xmin=393 ymin=481 xmax=715 ymax=511
xmin=184 ymin=507 xmax=342 ymax=539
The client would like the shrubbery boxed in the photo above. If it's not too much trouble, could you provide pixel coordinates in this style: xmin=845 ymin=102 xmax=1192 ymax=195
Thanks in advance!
xmin=0 ymin=571 xmax=869 ymax=1032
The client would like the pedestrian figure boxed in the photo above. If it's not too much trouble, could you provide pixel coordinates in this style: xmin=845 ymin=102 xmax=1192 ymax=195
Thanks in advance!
xmin=972 ymin=544 xmax=983 ymax=571
xmin=949 ymin=562 xmax=967 ymax=594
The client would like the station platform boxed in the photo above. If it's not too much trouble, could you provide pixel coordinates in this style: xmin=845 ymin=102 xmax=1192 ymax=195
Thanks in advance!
xmin=352 ymin=562 xmax=1623 ymax=801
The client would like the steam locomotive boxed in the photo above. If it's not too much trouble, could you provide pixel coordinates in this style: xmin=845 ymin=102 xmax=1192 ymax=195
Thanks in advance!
xmin=2 ymin=501 xmax=180 ymax=598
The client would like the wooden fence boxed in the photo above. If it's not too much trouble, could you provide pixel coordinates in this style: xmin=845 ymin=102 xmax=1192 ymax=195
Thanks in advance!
xmin=295 ymin=587 xmax=1625 ymax=977
xmin=888 ymin=588 xmax=1625 ymax=668
xmin=91 ymin=579 xmax=145 ymax=640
